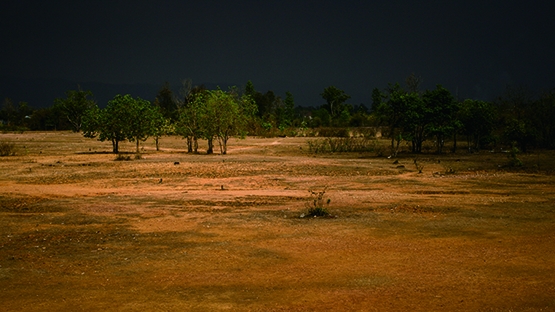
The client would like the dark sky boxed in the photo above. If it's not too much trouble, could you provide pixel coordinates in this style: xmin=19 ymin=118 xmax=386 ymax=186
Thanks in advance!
xmin=1 ymin=0 xmax=554 ymax=107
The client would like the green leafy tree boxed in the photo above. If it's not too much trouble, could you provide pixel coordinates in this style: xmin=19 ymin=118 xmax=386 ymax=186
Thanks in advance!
xmin=270 ymin=91 xmax=296 ymax=131
xmin=321 ymin=86 xmax=351 ymax=119
xmin=82 ymin=94 xmax=156 ymax=154
xmin=202 ymin=88 xmax=256 ymax=154
xmin=244 ymin=80 xmax=256 ymax=99
xmin=374 ymin=83 xmax=406 ymax=153
xmin=400 ymin=91 xmax=427 ymax=153
xmin=458 ymin=99 xmax=496 ymax=151
xmin=125 ymin=95 xmax=159 ymax=154
xmin=152 ymin=114 xmax=173 ymax=151
xmin=54 ymin=88 xmax=96 ymax=132
xmin=497 ymin=85 xmax=536 ymax=152
xmin=177 ymin=85 xmax=207 ymax=153
xmin=423 ymin=85 xmax=457 ymax=153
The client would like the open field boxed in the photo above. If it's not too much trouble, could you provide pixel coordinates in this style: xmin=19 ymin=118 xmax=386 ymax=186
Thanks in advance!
xmin=1 ymin=131 xmax=554 ymax=311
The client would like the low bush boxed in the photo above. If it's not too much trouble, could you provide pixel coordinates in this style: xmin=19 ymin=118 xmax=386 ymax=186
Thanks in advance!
xmin=0 ymin=141 xmax=16 ymax=156
xmin=303 ymin=187 xmax=331 ymax=217
xmin=306 ymin=136 xmax=378 ymax=154
xmin=114 ymin=154 xmax=132 ymax=161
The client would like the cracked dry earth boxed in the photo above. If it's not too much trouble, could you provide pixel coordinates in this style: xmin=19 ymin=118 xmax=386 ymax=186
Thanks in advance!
xmin=0 ymin=131 xmax=554 ymax=311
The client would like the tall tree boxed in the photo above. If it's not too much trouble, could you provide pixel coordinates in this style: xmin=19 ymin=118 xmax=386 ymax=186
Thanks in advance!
xmin=202 ymin=88 xmax=257 ymax=154
xmin=54 ymin=87 xmax=96 ymax=132
xmin=125 ymin=95 xmax=159 ymax=154
xmin=321 ymin=86 xmax=351 ymax=118
xmin=497 ymin=85 xmax=536 ymax=152
xmin=374 ymin=83 xmax=406 ymax=153
xmin=177 ymin=85 xmax=207 ymax=153
xmin=458 ymin=99 xmax=496 ymax=151
xmin=154 ymin=82 xmax=177 ymax=121
xmin=423 ymin=85 xmax=457 ymax=153
xmin=82 ymin=94 xmax=156 ymax=154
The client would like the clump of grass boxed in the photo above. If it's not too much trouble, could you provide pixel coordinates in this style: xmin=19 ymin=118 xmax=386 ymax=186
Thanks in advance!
xmin=0 ymin=141 xmax=16 ymax=156
xmin=302 ymin=187 xmax=331 ymax=218
xmin=115 ymin=154 xmax=132 ymax=161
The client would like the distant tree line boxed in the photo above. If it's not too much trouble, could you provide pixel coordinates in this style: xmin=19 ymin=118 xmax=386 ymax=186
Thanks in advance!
xmin=1 ymin=77 xmax=555 ymax=154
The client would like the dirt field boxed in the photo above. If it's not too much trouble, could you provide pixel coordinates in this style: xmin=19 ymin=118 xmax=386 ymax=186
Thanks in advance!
xmin=1 ymin=131 xmax=554 ymax=311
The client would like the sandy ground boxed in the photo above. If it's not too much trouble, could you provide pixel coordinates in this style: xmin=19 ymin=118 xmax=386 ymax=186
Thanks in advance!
xmin=0 ymin=131 xmax=554 ymax=311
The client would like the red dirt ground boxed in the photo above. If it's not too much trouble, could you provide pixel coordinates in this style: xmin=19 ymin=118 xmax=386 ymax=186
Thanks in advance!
xmin=0 ymin=131 xmax=554 ymax=311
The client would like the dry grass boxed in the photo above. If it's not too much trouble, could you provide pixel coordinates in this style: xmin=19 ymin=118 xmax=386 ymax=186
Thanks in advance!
xmin=0 ymin=131 xmax=554 ymax=311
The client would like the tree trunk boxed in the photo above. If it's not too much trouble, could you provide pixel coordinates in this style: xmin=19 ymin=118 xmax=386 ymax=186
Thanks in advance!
xmin=112 ymin=139 xmax=119 ymax=154
xmin=207 ymin=137 xmax=214 ymax=154
xmin=155 ymin=136 xmax=160 ymax=151
xmin=186 ymin=137 xmax=193 ymax=153
xmin=136 ymin=139 xmax=140 ymax=154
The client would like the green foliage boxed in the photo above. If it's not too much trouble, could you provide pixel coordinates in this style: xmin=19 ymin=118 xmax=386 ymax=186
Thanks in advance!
xmin=423 ymin=85 xmax=457 ymax=153
xmin=506 ymin=143 xmax=523 ymax=167
xmin=321 ymin=86 xmax=351 ymax=118
xmin=177 ymin=85 xmax=207 ymax=153
xmin=375 ymin=83 xmax=458 ymax=154
xmin=204 ymin=88 xmax=257 ymax=154
xmin=307 ymin=136 xmax=377 ymax=153
xmin=82 ymin=94 xmax=158 ymax=153
xmin=53 ymin=88 xmax=96 ymax=132
xmin=0 ymin=98 xmax=34 ymax=130
xmin=178 ymin=87 xmax=257 ymax=154
xmin=458 ymin=99 xmax=496 ymax=150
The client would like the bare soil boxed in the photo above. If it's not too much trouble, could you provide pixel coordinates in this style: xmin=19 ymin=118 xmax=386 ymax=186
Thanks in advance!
xmin=1 ymin=131 xmax=554 ymax=311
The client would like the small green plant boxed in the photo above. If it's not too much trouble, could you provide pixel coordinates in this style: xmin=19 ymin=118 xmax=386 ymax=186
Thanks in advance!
xmin=0 ymin=141 xmax=16 ymax=156
xmin=507 ymin=143 xmax=523 ymax=167
xmin=303 ymin=187 xmax=331 ymax=217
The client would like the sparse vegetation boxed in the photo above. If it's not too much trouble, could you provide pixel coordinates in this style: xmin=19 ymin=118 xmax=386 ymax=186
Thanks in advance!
xmin=114 ymin=154 xmax=132 ymax=161
xmin=303 ymin=187 xmax=331 ymax=217
xmin=1 ymin=132 xmax=555 ymax=311
xmin=413 ymin=158 xmax=424 ymax=173
xmin=307 ymin=136 xmax=378 ymax=154
xmin=0 ymin=141 xmax=16 ymax=156
xmin=507 ymin=143 xmax=523 ymax=167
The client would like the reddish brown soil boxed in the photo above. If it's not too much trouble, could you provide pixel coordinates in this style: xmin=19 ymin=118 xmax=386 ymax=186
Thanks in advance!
xmin=1 ymin=132 xmax=554 ymax=311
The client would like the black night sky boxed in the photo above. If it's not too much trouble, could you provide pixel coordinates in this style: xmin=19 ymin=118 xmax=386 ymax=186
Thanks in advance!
xmin=1 ymin=0 xmax=554 ymax=108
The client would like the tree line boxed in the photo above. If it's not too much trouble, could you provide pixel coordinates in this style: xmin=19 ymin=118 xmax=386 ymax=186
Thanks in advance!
xmin=1 ymin=77 xmax=555 ymax=154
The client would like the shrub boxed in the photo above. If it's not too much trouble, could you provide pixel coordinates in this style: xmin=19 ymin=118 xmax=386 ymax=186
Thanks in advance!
xmin=507 ymin=144 xmax=523 ymax=167
xmin=306 ymin=137 xmax=377 ymax=154
xmin=303 ymin=187 xmax=331 ymax=217
xmin=114 ymin=154 xmax=132 ymax=161
xmin=0 ymin=141 xmax=16 ymax=156
xmin=317 ymin=127 xmax=350 ymax=138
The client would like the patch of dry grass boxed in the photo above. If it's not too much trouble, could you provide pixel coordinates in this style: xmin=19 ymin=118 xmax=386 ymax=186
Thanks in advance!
xmin=0 ymin=132 xmax=554 ymax=311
